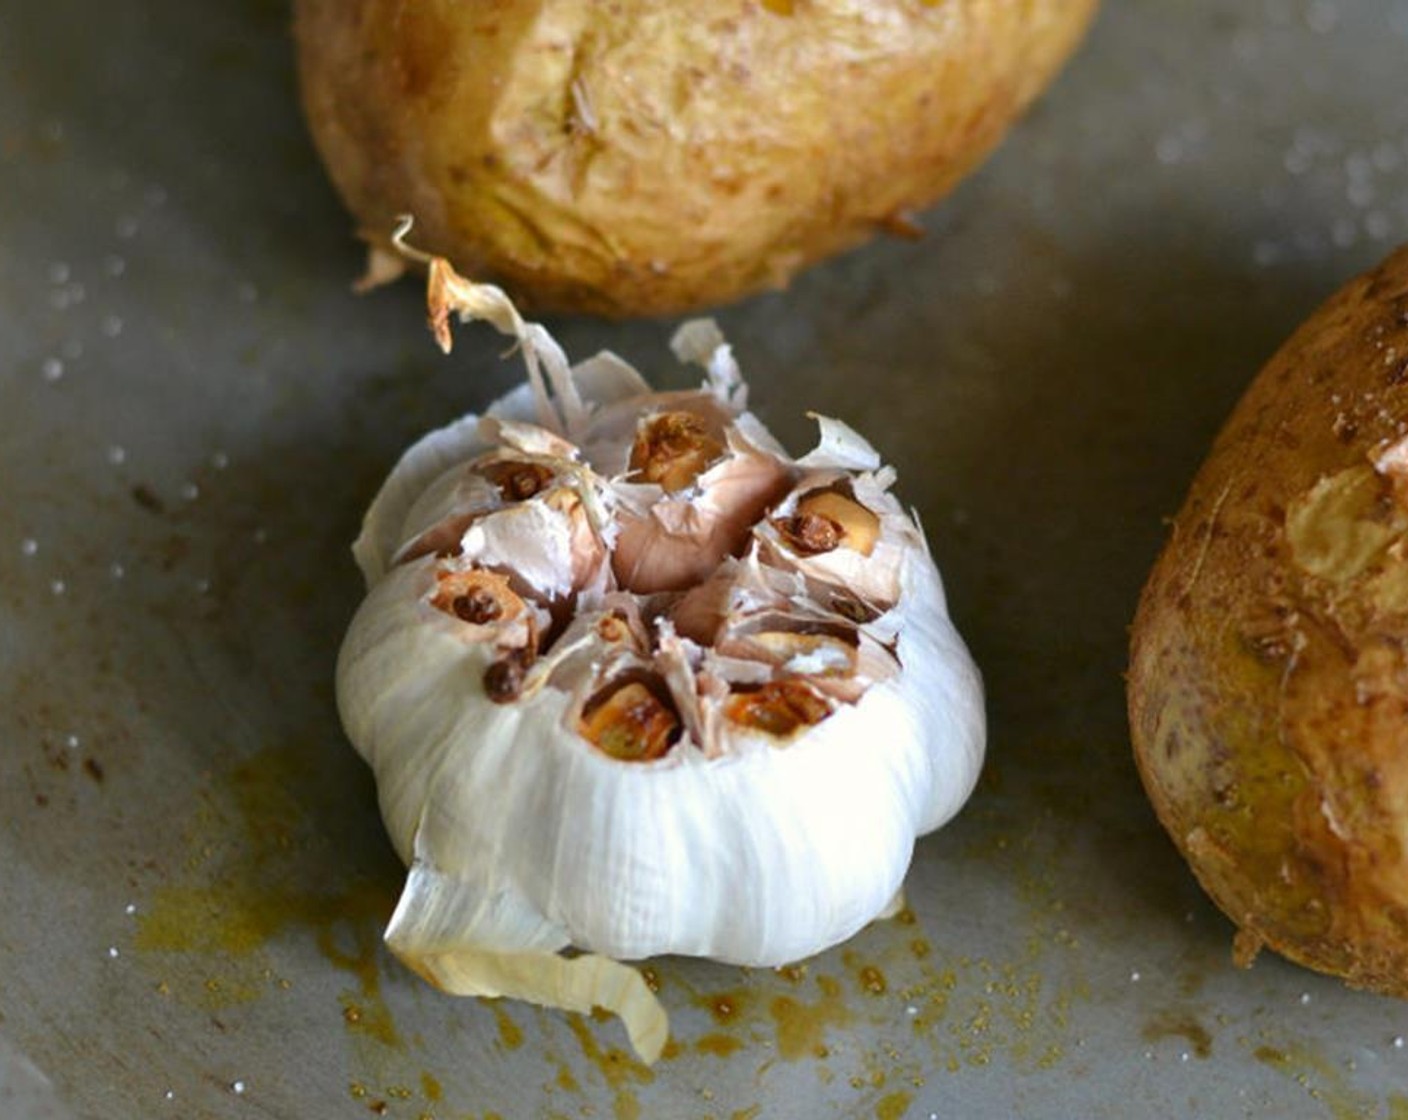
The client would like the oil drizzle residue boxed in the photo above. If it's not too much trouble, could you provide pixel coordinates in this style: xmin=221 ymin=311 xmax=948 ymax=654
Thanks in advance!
xmin=695 ymin=1032 xmax=745 ymax=1058
xmin=565 ymin=1011 xmax=655 ymax=1120
xmin=769 ymin=974 xmax=852 ymax=1060
xmin=1252 ymin=1037 xmax=1389 ymax=1120
xmin=1141 ymin=1011 xmax=1212 ymax=1058
xmin=324 ymin=915 xmax=403 ymax=1049
xmin=842 ymin=949 xmax=888 ymax=995
xmin=553 ymin=1054 xmax=580 ymax=1093
xmin=131 ymin=744 xmax=399 ymax=1033
xmin=488 ymin=1001 xmax=524 ymax=1050
xmin=875 ymin=1091 xmax=913 ymax=1120
xmin=698 ymin=988 xmax=753 ymax=1026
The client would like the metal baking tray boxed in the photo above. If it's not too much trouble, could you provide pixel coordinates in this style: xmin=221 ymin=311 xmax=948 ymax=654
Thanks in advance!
xmin=5 ymin=2 xmax=1408 ymax=1116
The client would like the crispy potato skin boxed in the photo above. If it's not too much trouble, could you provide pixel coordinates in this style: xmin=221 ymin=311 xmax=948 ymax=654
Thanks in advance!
xmin=1130 ymin=246 xmax=1408 ymax=994
xmin=294 ymin=0 xmax=1096 ymax=317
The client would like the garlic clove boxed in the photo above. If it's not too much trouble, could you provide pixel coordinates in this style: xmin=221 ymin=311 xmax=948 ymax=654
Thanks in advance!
xmin=758 ymin=473 xmax=915 ymax=608
xmin=717 ymin=617 xmax=859 ymax=679
xmin=390 ymin=455 xmax=523 ymax=563
xmin=480 ymin=458 xmax=559 ymax=502
xmin=775 ymin=488 xmax=881 ymax=557
xmin=667 ymin=564 xmax=740 ymax=646
xmin=611 ymin=434 xmax=794 ymax=594
xmin=724 ymin=680 xmax=834 ymax=740
xmin=579 ymin=676 xmax=681 ymax=762
xmin=579 ymin=391 xmax=736 ymax=478
xmin=430 ymin=567 xmax=530 ymax=632
xmin=628 ymin=411 xmax=727 ymax=493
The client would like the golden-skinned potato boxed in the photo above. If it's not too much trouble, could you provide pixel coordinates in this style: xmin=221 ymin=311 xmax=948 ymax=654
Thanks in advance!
xmin=293 ymin=0 xmax=1097 ymax=317
xmin=1130 ymin=245 xmax=1408 ymax=995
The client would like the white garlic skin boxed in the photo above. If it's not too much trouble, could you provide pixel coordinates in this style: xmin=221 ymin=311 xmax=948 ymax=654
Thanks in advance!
xmin=337 ymin=361 xmax=985 ymax=970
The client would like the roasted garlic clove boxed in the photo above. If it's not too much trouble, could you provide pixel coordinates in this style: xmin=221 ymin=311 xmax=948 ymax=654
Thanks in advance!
xmin=431 ymin=568 xmax=525 ymax=628
xmin=628 ymin=411 xmax=725 ymax=493
xmin=725 ymin=680 xmax=833 ymax=739
xmin=611 ymin=429 xmax=794 ymax=594
xmin=775 ymin=487 xmax=881 ymax=557
xmin=579 ymin=676 xmax=681 ymax=762
xmin=482 ymin=458 xmax=557 ymax=502
xmin=427 ymin=567 xmax=539 ymax=655
xmin=718 ymin=619 xmax=859 ymax=679
xmin=758 ymin=472 xmax=916 ymax=608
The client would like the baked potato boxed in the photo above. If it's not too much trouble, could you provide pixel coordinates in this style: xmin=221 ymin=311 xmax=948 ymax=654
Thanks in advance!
xmin=1129 ymin=245 xmax=1408 ymax=994
xmin=293 ymin=0 xmax=1097 ymax=317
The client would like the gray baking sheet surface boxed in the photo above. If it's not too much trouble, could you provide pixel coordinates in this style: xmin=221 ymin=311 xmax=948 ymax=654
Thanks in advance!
xmin=4 ymin=2 xmax=1408 ymax=1118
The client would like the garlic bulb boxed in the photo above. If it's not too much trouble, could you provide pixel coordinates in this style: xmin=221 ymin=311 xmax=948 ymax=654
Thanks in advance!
xmin=336 ymin=251 xmax=986 ymax=1063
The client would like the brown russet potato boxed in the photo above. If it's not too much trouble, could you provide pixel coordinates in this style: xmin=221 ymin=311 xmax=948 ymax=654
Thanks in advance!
xmin=293 ymin=0 xmax=1097 ymax=317
xmin=1129 ymin=245 xmax=1408 ymax=995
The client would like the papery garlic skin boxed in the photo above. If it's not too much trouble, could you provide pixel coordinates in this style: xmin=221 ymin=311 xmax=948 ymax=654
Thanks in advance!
xmin=336 ymin=255 xmax=984 ymax=1062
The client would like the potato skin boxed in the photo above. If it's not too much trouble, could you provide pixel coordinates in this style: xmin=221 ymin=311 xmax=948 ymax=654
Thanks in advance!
xmin=293 ymin=0 xmax=1096 ymax=317
xmin=1130 ymin=246 xmax=1408 ymax=994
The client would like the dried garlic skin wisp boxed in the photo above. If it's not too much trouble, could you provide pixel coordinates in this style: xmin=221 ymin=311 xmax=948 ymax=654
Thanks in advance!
xmin=336 ymin=258 xmax=985 ymax=1061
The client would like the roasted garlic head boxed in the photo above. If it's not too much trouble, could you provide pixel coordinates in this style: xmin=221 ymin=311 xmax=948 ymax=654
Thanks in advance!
xmin=336 ymin=252 xmax=985 ymax=1061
